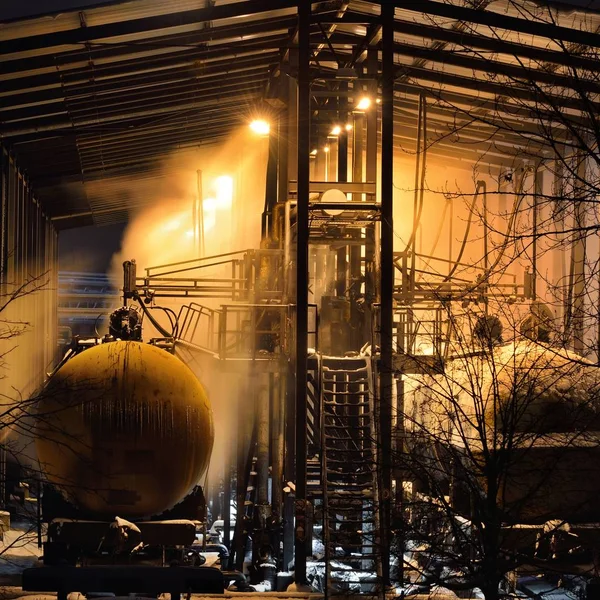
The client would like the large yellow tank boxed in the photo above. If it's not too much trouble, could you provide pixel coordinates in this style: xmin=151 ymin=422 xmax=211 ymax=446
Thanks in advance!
xmin=36 ymin=341 xmax=214 ymax=518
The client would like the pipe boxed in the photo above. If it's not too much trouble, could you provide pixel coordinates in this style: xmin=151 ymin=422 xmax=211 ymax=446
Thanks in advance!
xmin=222 ymin=570 xmax=252 ymax=592
xmin=256 ymin=376 xmax=270 ymax=508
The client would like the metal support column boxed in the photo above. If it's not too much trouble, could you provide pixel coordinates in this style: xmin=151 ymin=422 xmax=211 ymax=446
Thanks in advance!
xmin=349 ymin=90 xmax=363 ymax=350
xmin=379 ymin=3 xmax=395 ymax=591
xmin=271 ymin=370 xmax=284 ymax=564
xmin=364 ymin=48 xmax=379 ymax=346
xmin=294 ymin=0 xmax=311 ymax=586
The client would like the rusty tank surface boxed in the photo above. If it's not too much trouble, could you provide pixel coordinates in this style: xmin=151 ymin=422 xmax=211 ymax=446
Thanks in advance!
xmin=36 ymin=341 xmax=214 ymax=518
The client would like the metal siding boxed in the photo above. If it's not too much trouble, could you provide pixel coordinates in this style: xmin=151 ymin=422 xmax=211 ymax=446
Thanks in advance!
xmin=0 ymin=144 xmax=59 ymax=406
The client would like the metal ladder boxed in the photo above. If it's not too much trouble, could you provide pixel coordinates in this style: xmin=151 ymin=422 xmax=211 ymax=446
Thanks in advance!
xmin=320 ymin=356 xmax=378 ymax=594
xmin=175 ymin=302 xmax=219 ymax=357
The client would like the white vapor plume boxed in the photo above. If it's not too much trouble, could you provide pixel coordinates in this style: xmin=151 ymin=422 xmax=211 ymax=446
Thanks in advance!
xmin=108 ymin=127 xmax=270 ymax=507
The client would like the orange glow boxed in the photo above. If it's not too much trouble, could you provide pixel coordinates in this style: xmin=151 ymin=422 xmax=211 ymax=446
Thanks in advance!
xmin=215 ymin=175 xmax=233 ymax=208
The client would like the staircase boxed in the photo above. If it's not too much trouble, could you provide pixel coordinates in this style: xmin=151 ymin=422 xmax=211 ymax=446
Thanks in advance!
xmin=319 ymin=356 xmax=378 ymax=594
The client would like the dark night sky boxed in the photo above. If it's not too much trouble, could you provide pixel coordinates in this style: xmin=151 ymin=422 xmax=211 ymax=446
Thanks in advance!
xmin=59 ymin=223 xmax=126 ymax=274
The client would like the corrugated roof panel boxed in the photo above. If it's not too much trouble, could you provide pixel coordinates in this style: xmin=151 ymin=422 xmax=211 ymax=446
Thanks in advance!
xmin=0 ymin=0 xmax=210 ymax=39
xmin=2 ymin=0 xmax=599 ymax=228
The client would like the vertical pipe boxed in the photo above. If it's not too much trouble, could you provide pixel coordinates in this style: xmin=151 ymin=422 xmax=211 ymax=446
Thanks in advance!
xmin=366 ymin=48 xmax=378 ymax=184
xmin=533 ymin=165 xmax=542 ymax=301
xmin=379 ymin=2 xmax=395 ymax=590
xmin=336 ymin=249 xmax=347 ymax=298
xmin=350 ymin=94 xmax=364 ymax=350
xmin=197 ymin=170 xmax=205 ymax=256
xmin=282 ymin=79 xmax=296 ymax=572
xmin=257 ymin=375 xmax=270 ymax=508
xmin=278 ymin=100 xmax=289 ymax=210
xmin=264 ymin=131 xmax=280 ymax=240
xmin=338 ymin=82 xmax=348 ymax=183
xmin=364 ymin=48 xmax=378 ymax=345
xmin=271 ymin=370 xmax=283 ymax=527
xmin=294 ymin=0 xmax=310 ymax=585
xmin=353 ymin=113 xmax=364 ymax=185
xmin=283 ymin=361 xmax=295 ymax=570
xmin=223 ymin=444 xmax=232 ymax=553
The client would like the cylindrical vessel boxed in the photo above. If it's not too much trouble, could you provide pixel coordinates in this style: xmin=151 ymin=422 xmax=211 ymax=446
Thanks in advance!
xmin=36 ymin=341 xmax=214 ymax=518
xmin=405 ymin=341 xmax=600 ymax=523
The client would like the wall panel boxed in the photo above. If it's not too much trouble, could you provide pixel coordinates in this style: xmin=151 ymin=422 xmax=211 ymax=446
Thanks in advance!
xmin=0 ymin=145 xmax=58 ymax=419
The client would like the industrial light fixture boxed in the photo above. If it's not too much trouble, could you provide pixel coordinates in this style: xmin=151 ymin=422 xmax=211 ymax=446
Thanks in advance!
xmin=249 ymin=119 xmax=270 ymax=136
xmin=330 ymin=125 xmax=342 ymax=136
xmin=323 ymin=145 xmax=330 ymax=153
xmin=356 ymin=96 xmax=372 ymax=111
xmin=310 ymin=149 xmax=318 ymax=156
xmin=345 ymin=123 xmax=353 ymax=131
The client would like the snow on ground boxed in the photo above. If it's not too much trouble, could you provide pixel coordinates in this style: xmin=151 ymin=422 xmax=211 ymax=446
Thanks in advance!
xmin=0 ymin=522 xmax=42 ymax=576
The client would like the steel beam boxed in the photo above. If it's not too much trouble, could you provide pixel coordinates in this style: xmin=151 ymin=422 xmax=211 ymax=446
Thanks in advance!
xmin=2 ymin=75 xmax=268 ymax=123
xmin=0 ymin=0 xmax=299 ymax=56
xmin=393 ymin=18 xmax=600 ymax=73
xmin=1 ymin=15 xmax=297 ymax=75
xmin=1 ymin=86 xmax=263 ymax=137
xmin=395 ymin=0 xmax=600 ymax=49
xmin=397 ymin=64 xmax=600 ymax=114
xmin=294 ymin=0 xmax=310 ymax=587
xmin=0 ymin=41 xmax=281 ymax=95
xmin=379 ymin=2 xmax=395 ymax=590
xmin=392 ymin=40 xmax=600 ymax=98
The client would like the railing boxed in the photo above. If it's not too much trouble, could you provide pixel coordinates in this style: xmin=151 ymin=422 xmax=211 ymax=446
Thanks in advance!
xmin=218 ymin=304 xmax=289 ymax=360
xmin=137 ymin=249 xmax=284 ymax=301
xmin=176 ymin=302 xmax=220 ymax=355
xmin=372 ymin=303 xmax=446 ymax=374
xmin=176 ymin=302 xmax=318 ymax=361
xmin=394 ymin=250 xmax=529 ymax=305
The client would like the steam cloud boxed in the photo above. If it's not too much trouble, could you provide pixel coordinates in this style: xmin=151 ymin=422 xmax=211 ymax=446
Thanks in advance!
xmin=108 ymin=128 xmax=269 ymax=509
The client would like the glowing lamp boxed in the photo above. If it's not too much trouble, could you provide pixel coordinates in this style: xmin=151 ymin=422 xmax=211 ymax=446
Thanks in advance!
xmin=356 ymin=96 xmax=372 ymax=111
xmin=249 ymin=119 xmax=270 ymax=135
xmin=330 ymin=125 xmax=342 ymax=136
